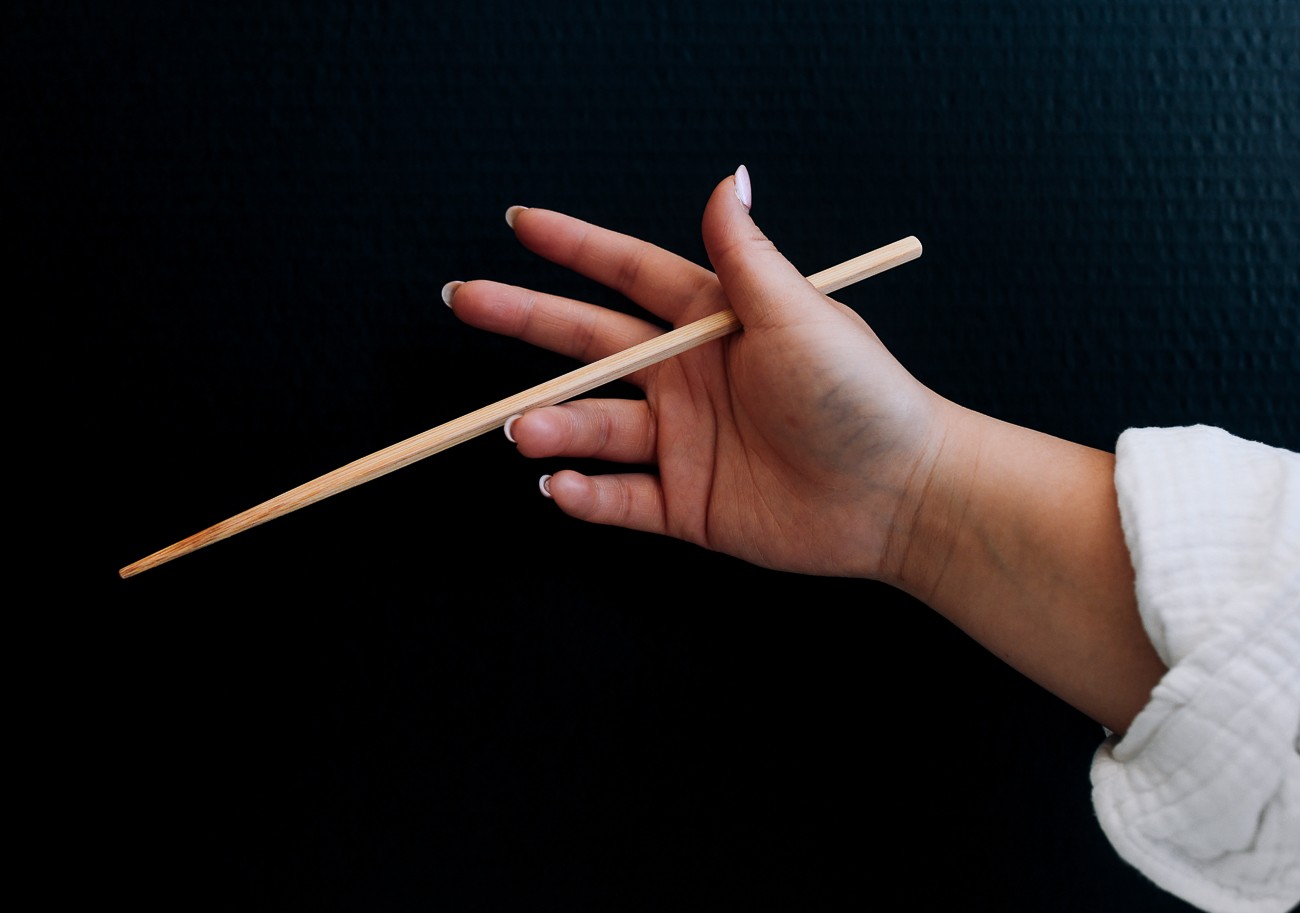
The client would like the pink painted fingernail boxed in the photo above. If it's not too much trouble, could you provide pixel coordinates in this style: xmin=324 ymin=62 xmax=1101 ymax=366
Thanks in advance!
xmin=538 ymin=474 xmax=553 ymax=498
xmin=505 ymin=205 xmax=527 ymax=229
xmin=441 ymin=281 xmax=462 ymax=308
xmin=504 ymin=414 xmax=522 ymax=443
xmin=734 ymin=164 xmax=752 ymax=211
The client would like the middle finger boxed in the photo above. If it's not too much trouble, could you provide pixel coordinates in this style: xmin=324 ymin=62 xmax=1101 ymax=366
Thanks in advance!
xmin=446 ymin=279 xmax=667 ymax=366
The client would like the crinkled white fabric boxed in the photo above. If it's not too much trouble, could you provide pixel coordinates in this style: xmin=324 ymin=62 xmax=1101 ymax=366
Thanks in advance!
xmin=1092 ymin=425 xmax=1300 ymax=913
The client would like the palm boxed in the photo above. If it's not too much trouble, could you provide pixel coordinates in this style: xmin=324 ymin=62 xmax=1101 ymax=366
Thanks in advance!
xmin=641 ymin=298 xmax=926 ymax=576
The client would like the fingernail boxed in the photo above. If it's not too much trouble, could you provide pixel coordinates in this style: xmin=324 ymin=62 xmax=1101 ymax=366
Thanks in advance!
xmin=504 ymin=414 xmax=522 ymax=443
xmin=505 ymin=205 xmax=528 ymax=229
xmin=441 ymin=281 xmax=463 ymax=308
xmin=734 ymin=164 xmax=752 ymax=212
xmin=538 ymin=474 xmax=553 ymax=498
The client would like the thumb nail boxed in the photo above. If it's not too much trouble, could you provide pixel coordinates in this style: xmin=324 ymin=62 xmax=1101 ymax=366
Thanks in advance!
xmin=734 ymin=164 xmax=752 ymax=212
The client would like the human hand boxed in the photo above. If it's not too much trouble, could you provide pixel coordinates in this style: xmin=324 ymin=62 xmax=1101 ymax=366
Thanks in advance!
xmin=444 ymin=167 xmax=952 ymax=582
xmin=447 ymin=166 xmax=1166 ymax=732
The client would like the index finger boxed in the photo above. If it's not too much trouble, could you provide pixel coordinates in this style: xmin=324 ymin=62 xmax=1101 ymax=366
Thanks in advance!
xmin=508 ymin=206 xmax=726 ymax=327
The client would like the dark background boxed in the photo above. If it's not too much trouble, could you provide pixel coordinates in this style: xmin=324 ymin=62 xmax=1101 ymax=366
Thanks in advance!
xmin=10 ymin=1 xmax=1297 ymax=910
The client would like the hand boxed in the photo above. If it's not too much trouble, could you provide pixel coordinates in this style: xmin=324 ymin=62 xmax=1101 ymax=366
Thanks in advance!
xmin=445 ymin=169 xmax=949 ymax=581
xmin=446 ymin=166 xmax=1166 ymax=734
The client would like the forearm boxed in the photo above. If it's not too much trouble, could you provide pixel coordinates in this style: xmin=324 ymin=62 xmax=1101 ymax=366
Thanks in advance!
xmin=884 ymin=403 xmax=1167 ymax=735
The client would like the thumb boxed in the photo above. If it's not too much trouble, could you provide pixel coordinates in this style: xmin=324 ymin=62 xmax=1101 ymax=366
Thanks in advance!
xmin=701 ymin=165 xmax=824 ymax=329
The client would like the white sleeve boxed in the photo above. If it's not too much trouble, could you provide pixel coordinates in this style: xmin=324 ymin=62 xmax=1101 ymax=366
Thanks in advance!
xmin=1090 ymin=425 xmax=1300 ymax=913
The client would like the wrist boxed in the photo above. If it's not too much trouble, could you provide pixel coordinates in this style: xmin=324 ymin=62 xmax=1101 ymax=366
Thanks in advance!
xmin=877 ymin=400 xmax=986 ymax=599
xmin=878 ymin=405 xmax=1164 ymax=732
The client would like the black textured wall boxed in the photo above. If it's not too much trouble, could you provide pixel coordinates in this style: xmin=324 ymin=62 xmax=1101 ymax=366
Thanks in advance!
xmin=13 ymin=2 xmax=1296 ymax=911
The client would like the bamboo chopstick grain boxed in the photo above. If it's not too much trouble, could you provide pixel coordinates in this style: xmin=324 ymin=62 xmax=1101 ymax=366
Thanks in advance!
xmin=119 ymin=235 xmax=921 ymax=578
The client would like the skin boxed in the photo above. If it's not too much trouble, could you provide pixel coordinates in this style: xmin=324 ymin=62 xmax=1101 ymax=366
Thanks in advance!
xmin=446 ymin=170 xmax=1167 ymax=736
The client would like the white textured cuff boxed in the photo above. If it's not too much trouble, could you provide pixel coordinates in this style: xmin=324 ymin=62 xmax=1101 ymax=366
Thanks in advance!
xmin=1091 ymin=425 xmax=1300 ymax=913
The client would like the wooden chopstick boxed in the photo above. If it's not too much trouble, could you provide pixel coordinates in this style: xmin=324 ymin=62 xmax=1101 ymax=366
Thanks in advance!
xmin=119 ymin=235 xmax=922 ymax=578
